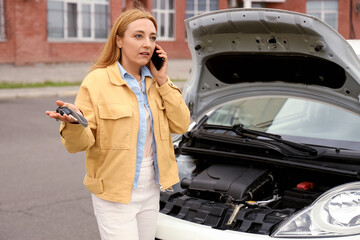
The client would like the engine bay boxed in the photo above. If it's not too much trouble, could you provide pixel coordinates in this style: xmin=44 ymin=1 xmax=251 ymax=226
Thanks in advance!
xmin=160 ymin=154 xmax=357 ymax=235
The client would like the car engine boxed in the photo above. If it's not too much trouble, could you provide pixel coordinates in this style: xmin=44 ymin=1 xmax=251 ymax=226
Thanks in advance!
xmin=159 ymin=159 xmax=351 ymax=235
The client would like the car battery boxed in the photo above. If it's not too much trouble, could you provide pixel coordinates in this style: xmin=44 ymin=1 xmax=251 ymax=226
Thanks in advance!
xmin=282 ymin=182 xmax=323 ymax=209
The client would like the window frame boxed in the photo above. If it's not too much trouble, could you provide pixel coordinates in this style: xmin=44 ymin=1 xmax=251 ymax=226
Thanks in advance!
xmin=306 ymin=0 xmax=338 ymax=31
xmin=47 ymin=0 xmax=110 ymax=42
xmin=185 ymin=0 xmax=218 ymax=19
xmin=0 ymin=0 xmax=5 ymax=41
xmin=152 ymin=0 xmax=176 ymax=41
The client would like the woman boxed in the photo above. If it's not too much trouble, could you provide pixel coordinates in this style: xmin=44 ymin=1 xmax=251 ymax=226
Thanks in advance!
xmin=45 ymin=6 xmax=190 ymax=240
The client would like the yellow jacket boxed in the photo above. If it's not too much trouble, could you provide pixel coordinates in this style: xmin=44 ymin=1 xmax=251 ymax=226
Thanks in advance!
xmin=59 ymin=62 xmax=190 ymax=203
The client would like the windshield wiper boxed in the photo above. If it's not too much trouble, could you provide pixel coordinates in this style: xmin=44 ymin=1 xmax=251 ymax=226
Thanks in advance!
xmin=202 ymin=124 xmax=318 ymax=156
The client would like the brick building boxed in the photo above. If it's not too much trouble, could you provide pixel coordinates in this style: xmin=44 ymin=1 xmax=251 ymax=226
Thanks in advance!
xmin=0 ymin=0 xmax=359 ymax=65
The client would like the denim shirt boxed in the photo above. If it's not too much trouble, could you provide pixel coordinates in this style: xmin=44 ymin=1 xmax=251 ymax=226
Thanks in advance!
xmin=117 ymin=62 xmax=159 ymax=188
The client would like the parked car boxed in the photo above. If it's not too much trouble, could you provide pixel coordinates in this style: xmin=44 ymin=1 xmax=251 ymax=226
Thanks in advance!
xmin=155 ymin=8 xmax=360 ymax=240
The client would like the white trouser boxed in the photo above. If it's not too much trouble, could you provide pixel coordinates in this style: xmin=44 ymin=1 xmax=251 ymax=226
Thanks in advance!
xmin=91 ymin=156 xmax=160 ymax=240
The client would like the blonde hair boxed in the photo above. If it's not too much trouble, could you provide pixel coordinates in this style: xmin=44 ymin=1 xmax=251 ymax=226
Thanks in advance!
xmin=91 ymin=7 xmax=157 ymax=71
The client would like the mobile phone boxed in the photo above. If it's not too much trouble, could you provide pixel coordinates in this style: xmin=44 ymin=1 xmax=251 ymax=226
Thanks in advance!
xmin=151 ymin=48 xmax=164 ymax=71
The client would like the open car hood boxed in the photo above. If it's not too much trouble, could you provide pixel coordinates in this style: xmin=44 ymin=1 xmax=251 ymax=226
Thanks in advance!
xmin=183 ymin=8 xmax=360 ymax=122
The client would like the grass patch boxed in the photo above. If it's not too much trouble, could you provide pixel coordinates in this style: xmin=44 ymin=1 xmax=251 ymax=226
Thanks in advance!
xmin=172 ymin=79 xmax=187 ymax=82
xmin=0 ymin=80 xmax=82 ymax=89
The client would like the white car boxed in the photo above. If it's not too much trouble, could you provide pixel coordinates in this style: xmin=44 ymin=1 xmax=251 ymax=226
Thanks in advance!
xmin=156 ymin=8 xmax=360 ymax=240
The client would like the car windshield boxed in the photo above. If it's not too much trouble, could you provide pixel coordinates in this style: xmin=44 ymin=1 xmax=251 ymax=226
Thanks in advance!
xmin=204 ymin=97 xmax=360 ymax=151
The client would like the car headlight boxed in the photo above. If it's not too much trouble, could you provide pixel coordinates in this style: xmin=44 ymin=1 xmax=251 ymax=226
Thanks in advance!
xmin=272 ymin=182 xmax=360 ymax=237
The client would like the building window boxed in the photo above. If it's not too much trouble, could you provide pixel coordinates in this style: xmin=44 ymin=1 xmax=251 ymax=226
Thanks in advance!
xmin=152 ymin=0 xmax=175 ymax=40
xmin=252 ymin=2 xmax=266 ymax=8
xmin=0 ymin=0 xmax=5 ymax=40
xmin=186 ymin=0 xmax=218 ymax=19
xmin=306 ymin=0 xmax=338 ymax=30
xmin=47 ymin=0 xmax=109 ymax=41
xmin=228 ymin=0 xmax=266 ymax=8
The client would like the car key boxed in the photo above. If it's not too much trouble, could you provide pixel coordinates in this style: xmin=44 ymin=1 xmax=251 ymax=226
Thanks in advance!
xmin=56 ymin=106 xmax=88 ymax=127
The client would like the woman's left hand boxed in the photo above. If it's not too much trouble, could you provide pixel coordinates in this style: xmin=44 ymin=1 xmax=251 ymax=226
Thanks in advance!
xmin=149 ymin=44 xmax=168 ymax=86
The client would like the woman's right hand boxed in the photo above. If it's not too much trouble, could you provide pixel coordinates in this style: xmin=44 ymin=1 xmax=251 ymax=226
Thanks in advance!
xmin=45 ymin=100 xmax=83 ymax=124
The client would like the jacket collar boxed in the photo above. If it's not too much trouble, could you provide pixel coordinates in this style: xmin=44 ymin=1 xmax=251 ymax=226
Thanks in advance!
xmin=106 ymin=62 xmax=127 ymax=86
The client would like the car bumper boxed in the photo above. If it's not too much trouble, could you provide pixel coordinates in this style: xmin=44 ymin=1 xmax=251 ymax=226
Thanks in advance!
xmin=156 ymin=213 xmax=360 ymax=240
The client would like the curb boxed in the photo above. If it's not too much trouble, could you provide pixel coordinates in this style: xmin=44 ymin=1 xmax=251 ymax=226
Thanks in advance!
xmin=0 ymin=86 xmax=80 ymax=100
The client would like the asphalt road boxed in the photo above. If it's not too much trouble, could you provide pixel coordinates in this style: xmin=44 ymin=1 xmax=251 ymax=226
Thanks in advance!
xmin=0 ymin=96 xmax=99 ymax=240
